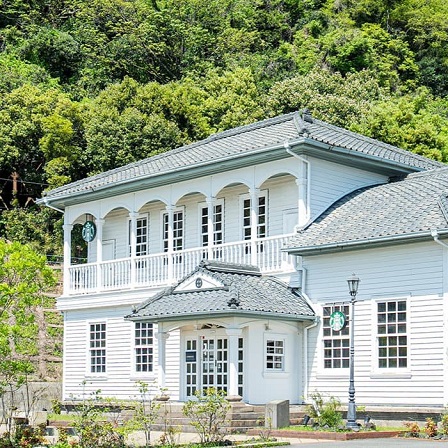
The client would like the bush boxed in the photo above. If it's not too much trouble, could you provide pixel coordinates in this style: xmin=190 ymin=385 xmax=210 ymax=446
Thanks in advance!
xmin=404 ymin=421 xmax=420 ymax=437
xmin=424 ymin=418 xmax=437 ymax=438
xmin=182 ymin=388 xmax=230 ymax=443
xmin=306 ymin=391 xmax=343 ymax=429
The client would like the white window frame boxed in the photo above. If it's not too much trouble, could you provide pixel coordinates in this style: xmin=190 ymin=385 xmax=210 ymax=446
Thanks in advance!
xmin=322 ymin=303 xmax=350 ymax=370
xmin=198 ymin=199 xmax=225 ymax=247
xmin=128 ymin=213 xmax=149 ymax=256
xmin=240 ymin=190 xmax=268 ymax=241
xmin=265 ymin=337 xmax=285 ymax=371
xmin=370 ymin=296 xmax=411 ymax=378
xmin=162 ymin=207 xmax=184 ymax=252
xmin=133 ymin=322 xmax=154 ymax=375
xmin=87 ymin=321 xmax=107 ymax=376
xmin=376 ymin=298 xmax=408 ymax=369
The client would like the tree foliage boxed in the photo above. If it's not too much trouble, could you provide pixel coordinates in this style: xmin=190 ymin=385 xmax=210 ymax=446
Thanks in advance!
xmin=0 ymin=0 xmax=447 ymax=255
xmin=0 ymin=240 xmax=56 ymax=388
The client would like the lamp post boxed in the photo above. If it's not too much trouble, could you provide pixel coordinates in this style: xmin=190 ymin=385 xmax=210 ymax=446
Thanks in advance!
xmin=346 ymin=274 xmax=360 ymax=430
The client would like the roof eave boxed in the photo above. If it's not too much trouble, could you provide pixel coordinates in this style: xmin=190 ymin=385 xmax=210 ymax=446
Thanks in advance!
xmin=38 ymin=134 xmax=438 ymax=210
xmin=38 ymin=138 xmax=304 ymax=209
xmin=296 ymin=138 xmax=436 ymax=175
xmin=125 ymin=309 xmax=316 ymax=323
xmin=286 ymin=229 xmax=448 ymax=256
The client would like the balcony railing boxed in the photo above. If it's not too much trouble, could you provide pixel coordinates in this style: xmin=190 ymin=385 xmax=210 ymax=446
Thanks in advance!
xmin=67 ymin=234 xmax=296 ymax=295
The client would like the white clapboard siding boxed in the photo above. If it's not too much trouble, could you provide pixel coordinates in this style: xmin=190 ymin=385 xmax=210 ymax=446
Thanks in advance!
xmin=309 ymin=158 xmax=388 ymax=221
xmin=304 ymin=241 xmax=445 ymax=406
xmin=63 ymin=306 xmax=166 ymax=401
xmin=165 ymin=329 xmax=181 ymax=400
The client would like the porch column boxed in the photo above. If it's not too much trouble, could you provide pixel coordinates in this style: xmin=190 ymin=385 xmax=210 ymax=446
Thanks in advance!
xmin=95 ymin=218 xmax=105 ymax=293
xmin=226 ymin=328 xmax=242 ymax=400
xmin=165 ymin=205 xmax=175 ymax=282
xmin=156 ymin=330 xmax=169 ymax=388
xmin=206 ymin=196 xmax=216 ymax=260
xmin=296 ymin=160 xmax=309 ymax=227
xmin=249 ymin=188 xmax=259 ymax=265
xmin=129 ymin=212 xmax=138 ymax=288
xmin=63 ymin=223 xmax=73 ymax=296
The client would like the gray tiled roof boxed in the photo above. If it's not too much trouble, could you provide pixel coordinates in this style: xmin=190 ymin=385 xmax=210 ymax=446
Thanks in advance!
xmin=126 ymin=261 xmax=315 ymax=321
xmin=286 ymin=167 xmax=448 ymax=253
xmin=41 ymin=110 xmax=443 ymax=202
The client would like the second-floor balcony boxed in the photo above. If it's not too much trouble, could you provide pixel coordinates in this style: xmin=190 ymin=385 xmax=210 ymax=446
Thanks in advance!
xmin=67 ymin=234 xmax=296 ymax=295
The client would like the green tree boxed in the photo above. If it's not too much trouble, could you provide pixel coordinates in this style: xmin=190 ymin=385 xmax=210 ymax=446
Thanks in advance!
xmin=0 ymin=84 xmax=86 ymax=195
xmin=182 ymin=388 xmax=230 ymax=444
xmin=266 ymin=68 xmax=385 ymax=128
xmin=0 ymin=240 xmax=56 ymax=438
xmin=352 ymin=87 xmax=448 ymax=161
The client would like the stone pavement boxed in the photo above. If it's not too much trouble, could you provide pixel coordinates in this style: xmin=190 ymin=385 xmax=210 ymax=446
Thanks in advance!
xmin=145 ymin=431 xmax=448 ymax=447
xmin=292 ymin=438 xmax=448 ymax=447
xmin=127 ymin=430 xmax=333 ymax=446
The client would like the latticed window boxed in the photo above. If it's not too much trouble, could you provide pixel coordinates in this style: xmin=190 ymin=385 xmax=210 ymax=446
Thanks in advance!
xmin=128 ymin=215 xmax=148 ymax=256
xmin=242 ymin=194 xmax=267 ymax=240
xmin=89 ymin=323 xmax=106 ymax=373
xmin=201 ymin=202 xmax=224 ymax=247
xmin=163 ymin=210 xmax=184 ymax=252
xmin=266 ymin=339 xmax=284 ymax=370
xmin=135 ymin=322 xmax=153 ymax=373
xmin=377 ymin=300 xmax=407 ymax=368
xmin=323 ymin=305 xmax=349 ymax=368
xmin=238 ymin=337 xmax=244 ymax=397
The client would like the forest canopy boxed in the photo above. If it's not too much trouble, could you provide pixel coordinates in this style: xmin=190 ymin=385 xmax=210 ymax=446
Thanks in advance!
xmin=0 ymin=0 xmax=448 ymax=255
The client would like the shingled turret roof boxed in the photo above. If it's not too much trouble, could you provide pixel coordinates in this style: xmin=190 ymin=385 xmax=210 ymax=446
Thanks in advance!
xmin=125 ymin=260 xmax=315 ymax=322
xmin=39 ymin=110 xmax=443 ymax=208
xmin=286 ymin=167 xmax=448 ymax=255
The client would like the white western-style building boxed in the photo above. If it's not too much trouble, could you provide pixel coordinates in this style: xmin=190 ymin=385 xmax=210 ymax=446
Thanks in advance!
xmin=39 ymin=110 xmax=448 ymax=409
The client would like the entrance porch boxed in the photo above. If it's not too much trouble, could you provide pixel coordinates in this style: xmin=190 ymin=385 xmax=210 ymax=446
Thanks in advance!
xmin=126 ymin=260 xmax=316 ymax=404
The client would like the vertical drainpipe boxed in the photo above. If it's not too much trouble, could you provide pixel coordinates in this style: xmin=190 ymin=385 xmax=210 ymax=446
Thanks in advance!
xmin=284 ymin=141 xmax=316 ymax=401
xmin=431 ymin=229 xmax=448 ymax=406
xmin=284 ymin=141 xmax=310 ymax=292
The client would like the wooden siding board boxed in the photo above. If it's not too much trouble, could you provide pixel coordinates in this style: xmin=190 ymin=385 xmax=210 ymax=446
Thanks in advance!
xmin=305 ymin=241 xmax=445 ymax=407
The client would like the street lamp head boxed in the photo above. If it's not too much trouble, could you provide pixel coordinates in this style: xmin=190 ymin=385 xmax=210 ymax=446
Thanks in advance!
xmin=347 ymin=274 xmax=360 ymax=297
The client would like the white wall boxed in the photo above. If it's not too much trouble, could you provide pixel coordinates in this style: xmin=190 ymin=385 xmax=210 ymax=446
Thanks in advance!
xmin=309 ymin=158 xmax=387 ymax=222
xmin=303 ymin=241 xmax=446 ymax=407
xmin=244 ymin=320 xmax=302 ymax=404
xmin=63 ymin=306 xmax=181 ymax=401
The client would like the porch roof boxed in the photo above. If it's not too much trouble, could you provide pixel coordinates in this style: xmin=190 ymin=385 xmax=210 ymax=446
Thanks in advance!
xmin=286 ymin=167 xmax=448 ymax=255
xmin=125 ymin=261 xmax=315 ymax=322
xmin=39 ymin=110 xmax=442 ymax=209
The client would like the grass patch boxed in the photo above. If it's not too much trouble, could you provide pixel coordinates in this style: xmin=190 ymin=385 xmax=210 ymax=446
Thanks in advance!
xmin=47 ymin=413 xmax=76 ymax=422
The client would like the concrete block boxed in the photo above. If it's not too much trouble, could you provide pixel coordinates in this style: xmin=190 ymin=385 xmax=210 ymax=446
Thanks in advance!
xmin=266 ymin=400 xmax=289 ymax=429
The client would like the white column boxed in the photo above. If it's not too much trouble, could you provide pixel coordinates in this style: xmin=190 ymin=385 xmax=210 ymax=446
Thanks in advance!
xmin=226 ymin=328 xmax=243 ymax=399
xmin=296 ymin=160 xmax=309 ymax=227
xmin=95 ymin=218 xmax=105 ymax=293
xmin=165 ymin=205 xmax=174 ymax=282
xmin=156 ymin=330 xmax=169 ymax=388
xmin=206 ymin=196 xmax=216 ymax=259
xmin=249 ymin=188 xmax=259 ymax=265
xmin=129 ymin=212 xmax=138 ymax=288
xmin=63 ymin=223 xmax=73 ymax=296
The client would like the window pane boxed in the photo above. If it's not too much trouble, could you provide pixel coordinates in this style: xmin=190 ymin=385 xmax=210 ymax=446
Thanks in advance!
xmin=377 ymin=300 xmax=407 ymax=369
xmin=322 ymin=305 xmax=349 ymax=369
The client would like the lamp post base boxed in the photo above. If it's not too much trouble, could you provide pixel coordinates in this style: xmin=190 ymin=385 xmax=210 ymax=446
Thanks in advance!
xmin=346 ymin=402 xmax=358 ymax=430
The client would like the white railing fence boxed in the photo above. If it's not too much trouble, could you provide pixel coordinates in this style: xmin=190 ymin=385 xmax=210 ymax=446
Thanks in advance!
xmin=67 ymin=235 xmax=295 ymax=294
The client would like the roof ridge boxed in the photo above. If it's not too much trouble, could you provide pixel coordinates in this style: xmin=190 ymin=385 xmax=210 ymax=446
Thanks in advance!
xmin=311 ymin=118 xmax=443 ymax=165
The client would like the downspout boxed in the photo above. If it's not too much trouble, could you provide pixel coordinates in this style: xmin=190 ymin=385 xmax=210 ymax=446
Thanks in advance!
xmin=284 ymin=140 xmax=310 ymax=227
xmin=432 ymin=229 xmax=448 ymax=249
xmin=303 ymin=317 xmax=318 ymax=402
xmin=285 ymin=140 xmax=310 ymax=292
xmin=431 ymin=228 xmax=448 ymax=406
xmin=42 ymin=197 xmax=64 ymax=214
